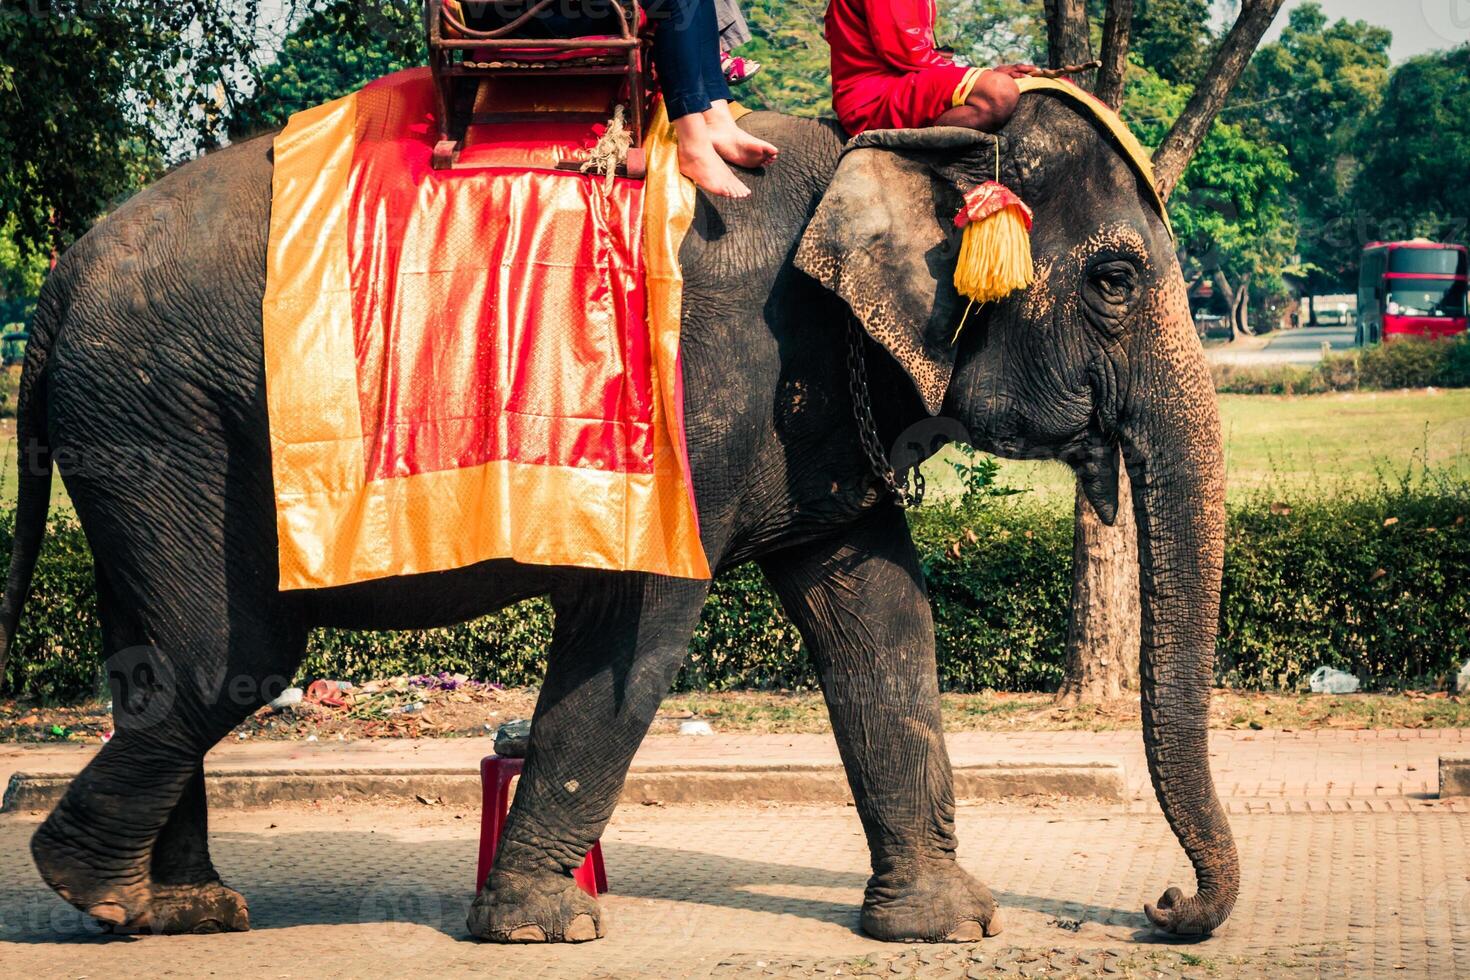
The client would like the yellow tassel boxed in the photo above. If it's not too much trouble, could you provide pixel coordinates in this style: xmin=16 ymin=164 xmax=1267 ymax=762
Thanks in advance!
xmin=952 ymin=181 xmax=1035 ymax=308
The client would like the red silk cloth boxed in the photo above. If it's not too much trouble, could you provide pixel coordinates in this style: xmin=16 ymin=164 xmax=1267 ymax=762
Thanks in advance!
xmin=954 ymin=182 xmax=1034 ymax=230
xmin=263 ymin=70 xmax=709 ymax=588
xmin=825 ymin=0 xmax=973 ymax=133
xmin=349 ymin=75 xmax=654 ymax=481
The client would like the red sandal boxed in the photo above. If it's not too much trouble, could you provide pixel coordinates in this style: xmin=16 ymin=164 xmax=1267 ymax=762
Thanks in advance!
xmin=721 ymin=51 xmax=763 ymax=85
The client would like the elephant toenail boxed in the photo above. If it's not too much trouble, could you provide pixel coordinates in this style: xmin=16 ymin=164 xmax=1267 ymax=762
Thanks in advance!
xmin=564 ymin=913 xmax=599 ymax=942
xmin=983 ymin=909 xmax=1003 ymax=937
xmin=944 ymin=920 xmax=984 ymax=942
xmin=507 ymin=924 xmax=547 ymax=942
xmin=88 ymin=902 xmax=128 ymax=926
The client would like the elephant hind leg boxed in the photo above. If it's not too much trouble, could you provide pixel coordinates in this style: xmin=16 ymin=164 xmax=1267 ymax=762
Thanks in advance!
xmin=31 ymin=546 xmax=307 ymax=935
xmin=468 ymin=571 xmax=710 ymax=943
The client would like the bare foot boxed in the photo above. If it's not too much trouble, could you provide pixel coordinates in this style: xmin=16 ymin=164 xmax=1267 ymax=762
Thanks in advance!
xmin=677 ymin=144 xmax=752 ymax=199
xmin=704 ymin=100 xmax=778 ymax=169
xmin=673 ymin=112 xmax=751 ymax=199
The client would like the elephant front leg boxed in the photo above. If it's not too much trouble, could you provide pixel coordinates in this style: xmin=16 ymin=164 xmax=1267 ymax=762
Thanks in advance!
xmin=761 ymin=508 xmax=1001 ymax=943
xmin=467 ymin=573 xmax=709 ymax=943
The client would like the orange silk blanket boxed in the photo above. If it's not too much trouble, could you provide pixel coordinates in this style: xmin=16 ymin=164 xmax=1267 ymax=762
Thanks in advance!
xmin=263 ymin=69 xmax=710 ymax=590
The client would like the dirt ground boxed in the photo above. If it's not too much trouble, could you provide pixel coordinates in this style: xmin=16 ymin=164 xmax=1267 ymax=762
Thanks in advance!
xmin=2 ymin=685 xmax=1465 ymax=746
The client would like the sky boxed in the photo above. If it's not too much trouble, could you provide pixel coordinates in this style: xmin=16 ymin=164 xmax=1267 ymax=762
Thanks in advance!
xmin=1244 ymin=0 xmax=1470 ymax=61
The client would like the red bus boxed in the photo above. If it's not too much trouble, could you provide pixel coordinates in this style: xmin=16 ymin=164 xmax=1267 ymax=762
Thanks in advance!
xmin=1356 ymin=240 xmax=1468 ymax=344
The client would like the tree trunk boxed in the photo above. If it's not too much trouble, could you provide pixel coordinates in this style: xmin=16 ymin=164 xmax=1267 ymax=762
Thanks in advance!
xmin=1043 ymin=0 xmax=1095 ymax=87
xmin=1213 ymin=266 xmax=1253 ymax=339
xmin=1044 ymin=0 xmax=1139 ymax=706
xmin=1094 ymin=0 xmax=1134 ymax=110
xmin=1231 ymin=275 xmax=1252 ymax=336
xmin=1307 ymin=291 xmax=1317 ymax=326
xmin=1058 ymin=463 xmax=1140 ymax=704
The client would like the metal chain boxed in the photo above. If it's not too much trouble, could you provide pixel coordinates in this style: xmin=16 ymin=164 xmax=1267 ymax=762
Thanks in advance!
xmin=845 ymin=317 xmax=925 ymax=509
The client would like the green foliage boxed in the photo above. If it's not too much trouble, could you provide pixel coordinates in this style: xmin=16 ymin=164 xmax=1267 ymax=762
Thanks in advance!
xmin=1123 ymin=63 xmax=1296 ymax=301
xmin=1351 ymin=45 xmax=1470 ymax=245
xmin=230 ymin=1 xmax=424 ymax=137
xmin=947 ymin=445 xmax=1025 ymax=505
xmin=0 ymin=514 xmax=102 ymax=701
xmin=915 ymin=500 xmax=1074 ymax=691
xmin=1210 ymin=362 xmax=1328 ymax=397
xmin=7 ymin=481 xmax=1470 ymax=701
xmin=736 ymin=0 xmax=833 ymax=117
xmin=1234 ymin=2 xmax=1392 ymax=291
xmin=938 ymin=0 xmax=1043 ymax=67
xmin=1212 ymin=336 xmax=1470 ymax=395
xmin=1350 ymin=338 xmax=1470 ymax=391
xmin=1218 ymin=476 xmax=1470 ymax=690
xmin=0 ymin=216 xmax=46 ymax=326
xmin=1128 ymin=0 xmax=1212 ymax=85
xmin=0 ymin=1 xmax=272 ymax=261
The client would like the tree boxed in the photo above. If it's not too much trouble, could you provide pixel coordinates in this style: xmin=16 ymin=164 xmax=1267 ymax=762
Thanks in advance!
xmin=1233 ymin=3 xmax=1390 ymax=294
xmin=0 ymin=218 xmax=47 ymax=326
xmin=1126 ymin=67 xmax=1295 ymax=340
xmin=1045 ymin=0 xmax=1286 ymax=705
xmin=0 ymin=2 xmax=271 ymax=262
xmin=738 ymin=0 xmax=834 ymax=117
xmin=940 ymin=0 xmax=1044 ymax=68
xmin=230 ymin=0 xmax=424 ymax=137
xmin=1352 ymin=45 xmax=1470 ymax=245
xmin=1129 ymin=0 xmax=1212 ymax=85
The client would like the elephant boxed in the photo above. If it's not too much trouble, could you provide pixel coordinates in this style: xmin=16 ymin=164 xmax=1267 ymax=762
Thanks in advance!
xmin=0 ymin=89 xmax=1235 ymax=944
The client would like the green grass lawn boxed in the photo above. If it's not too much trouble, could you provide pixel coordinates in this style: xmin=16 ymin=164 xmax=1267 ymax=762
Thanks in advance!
xmin=0 ymin=389 xmax=1466 ymax=512
xmin=924 ymin=388 xmax=1470 ymax=502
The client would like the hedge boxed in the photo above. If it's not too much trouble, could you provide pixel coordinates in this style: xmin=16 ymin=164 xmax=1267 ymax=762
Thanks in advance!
xmin=2 ymin=477 xmax=1468 ymax=701
xmin=1212 ymin=335 xmax=1470 ymax=395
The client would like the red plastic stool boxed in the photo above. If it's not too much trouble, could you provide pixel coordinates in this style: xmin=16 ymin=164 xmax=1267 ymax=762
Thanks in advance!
xmin=475 ymin=755 xmax=608 ymax=897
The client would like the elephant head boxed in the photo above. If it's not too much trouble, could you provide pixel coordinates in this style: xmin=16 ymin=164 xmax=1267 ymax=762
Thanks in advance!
xmin=796 ymin=89 xmax=1236 ymax=936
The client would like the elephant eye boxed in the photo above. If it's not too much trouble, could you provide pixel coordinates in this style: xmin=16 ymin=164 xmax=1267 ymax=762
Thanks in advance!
xmin=1088 ymin=261 xmax=1138 ymax=304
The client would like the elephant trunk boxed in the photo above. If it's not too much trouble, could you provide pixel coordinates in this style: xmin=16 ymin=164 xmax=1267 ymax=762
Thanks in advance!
xmin=1121 ymin=320 xmax=1237 ymax=937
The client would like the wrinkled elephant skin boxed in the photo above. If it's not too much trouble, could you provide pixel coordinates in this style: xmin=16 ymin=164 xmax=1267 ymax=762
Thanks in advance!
xmin=3 ymin=95 xmax=1232 ymax=944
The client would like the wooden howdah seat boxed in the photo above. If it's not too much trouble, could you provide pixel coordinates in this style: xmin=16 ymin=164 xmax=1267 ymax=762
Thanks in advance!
xmin=426 ymin=0 xmax=654 ymax=176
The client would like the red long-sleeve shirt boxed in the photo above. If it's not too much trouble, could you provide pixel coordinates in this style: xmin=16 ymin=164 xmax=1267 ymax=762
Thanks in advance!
xmin=826 ymin=0 xmax=967 ymax=133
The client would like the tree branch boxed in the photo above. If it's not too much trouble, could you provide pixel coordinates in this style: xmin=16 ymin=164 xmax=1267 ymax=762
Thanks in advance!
xmin=1151 ymin=0 xmax=1286 ymax=201
xmin=1094 ymin=0 xmax=1134 ymax=110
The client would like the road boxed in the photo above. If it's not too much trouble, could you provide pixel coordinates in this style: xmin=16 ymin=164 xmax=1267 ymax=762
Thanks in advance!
xmin=3 ymin=799 xmax=1467 ymax=978
xmin=1206 ymin=325 xmax=1357 ymax=367
xmin=4 ymin=726 xmax=1469 ymax=979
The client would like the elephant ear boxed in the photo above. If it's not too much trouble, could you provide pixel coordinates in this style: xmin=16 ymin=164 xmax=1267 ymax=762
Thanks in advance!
xmin=795 ymin=128 xmax=1020 ymax=415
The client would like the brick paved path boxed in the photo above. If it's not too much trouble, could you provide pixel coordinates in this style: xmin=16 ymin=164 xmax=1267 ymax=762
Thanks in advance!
xmin=3 ymin=800 xmax=1467 ymax=978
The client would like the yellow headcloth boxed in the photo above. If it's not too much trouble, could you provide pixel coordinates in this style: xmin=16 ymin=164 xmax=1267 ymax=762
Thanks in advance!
xmin=1014 ymin=76 xmax=1174 ymax=239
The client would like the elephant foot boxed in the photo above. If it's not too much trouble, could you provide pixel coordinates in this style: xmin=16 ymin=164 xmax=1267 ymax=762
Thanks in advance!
xmin=860 ymin=859 xmax=1003 ymax=943
xmin=135 ymin=882 xmax=251 ymax=934
xmin=467 ymin=869 xmax=604 ymax=943
xmin=31 ymin=821 xmax=249 ymax=935
xmin=1143 ymin=886 xmax=1224 ymax=939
